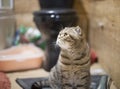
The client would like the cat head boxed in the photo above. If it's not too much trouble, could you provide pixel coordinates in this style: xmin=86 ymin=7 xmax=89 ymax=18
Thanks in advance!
xmin=56 ymin=26 xmax=85 ymax=50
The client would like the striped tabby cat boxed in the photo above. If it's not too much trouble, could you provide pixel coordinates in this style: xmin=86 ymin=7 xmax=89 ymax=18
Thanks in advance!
xmin=32 ymin=26 xmax=90 ymax=89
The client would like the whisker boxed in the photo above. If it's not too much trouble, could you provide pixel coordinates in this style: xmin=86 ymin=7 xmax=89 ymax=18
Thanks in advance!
xmin=58 ymin=24 xmax=64 ymax=30
xmin=55 ymin=43 xmax=59 ymax=50
xmin=47 ymin=41 xmax=59 ymax=49
xmin=52 ymin=41 xmax=60 ymax=51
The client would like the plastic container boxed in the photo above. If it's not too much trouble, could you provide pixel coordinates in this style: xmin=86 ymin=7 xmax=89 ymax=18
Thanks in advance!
xmin=0 ymin=9 xmax=15 ymax=50
xmin=0 ymin=44 xmax=44 ymax=72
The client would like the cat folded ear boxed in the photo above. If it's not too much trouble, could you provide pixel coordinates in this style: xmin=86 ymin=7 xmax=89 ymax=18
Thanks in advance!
xmin=75 ymin=26 xmax=82 ymax=35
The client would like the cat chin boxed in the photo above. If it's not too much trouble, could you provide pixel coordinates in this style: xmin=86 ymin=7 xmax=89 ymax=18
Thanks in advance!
xmin=60 ymin=45 xmax=70 ymax=50
xmin=56 ymin=40 xmax=62 ymax=46
xmin=57 ymin=43 xmax=65 ymax=49
xmin=56 ymin=40 xmax=70 ymax=50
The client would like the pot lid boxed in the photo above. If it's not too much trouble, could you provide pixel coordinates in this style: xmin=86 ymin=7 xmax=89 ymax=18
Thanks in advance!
xmin=33 ymin=9 xmax=76 ymax=15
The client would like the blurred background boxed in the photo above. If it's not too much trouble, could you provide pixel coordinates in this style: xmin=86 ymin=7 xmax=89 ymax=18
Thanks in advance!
xmin=0 ymin=0 xmax=120 ymax=89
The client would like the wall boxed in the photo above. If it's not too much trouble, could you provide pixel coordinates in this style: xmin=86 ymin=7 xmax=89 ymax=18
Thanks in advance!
xmin=14 ymin=0 xmax=40 ymax=27
xmin=74 ymin=0 xmax=89 ymax=39
xmin=74 ymin=0 xmax=120 ymax=88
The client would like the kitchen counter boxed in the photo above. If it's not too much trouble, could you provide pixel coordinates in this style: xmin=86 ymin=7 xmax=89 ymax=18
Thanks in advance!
xmin=7 ymin=63 xmax=117 ymax=89
xmin=7 ymin=69 xmax=49 ymax=89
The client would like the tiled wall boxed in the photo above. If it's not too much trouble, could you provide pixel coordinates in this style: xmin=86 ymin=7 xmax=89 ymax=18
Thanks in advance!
xmin=14 ymin=0 xmax=40 ymax=27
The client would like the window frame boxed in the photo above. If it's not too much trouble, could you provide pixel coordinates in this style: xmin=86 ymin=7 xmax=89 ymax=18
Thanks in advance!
xmin=0 ymin=0 xmax=13 ymax=9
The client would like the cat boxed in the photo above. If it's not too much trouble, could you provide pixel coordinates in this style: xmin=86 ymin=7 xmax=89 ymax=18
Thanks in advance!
xmin=32 ymin=26 xmax=90 ymax=89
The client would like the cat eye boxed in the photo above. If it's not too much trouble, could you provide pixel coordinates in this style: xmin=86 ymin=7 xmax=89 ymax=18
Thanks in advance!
xmin=64 ymin=33 xmax=68 ymax=36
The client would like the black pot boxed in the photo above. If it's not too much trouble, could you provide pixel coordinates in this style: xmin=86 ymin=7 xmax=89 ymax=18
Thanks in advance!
xmin=33 ymin=9 xmax=78 ymax=39
xmin=39 ymin=0 xmax=74 ymax=9
xmin=33 ymin=9 xmax=78 ymax=71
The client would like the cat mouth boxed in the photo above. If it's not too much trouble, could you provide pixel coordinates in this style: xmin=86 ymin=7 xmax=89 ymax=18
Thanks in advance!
xmin=56 ymin=40 xmax=64 ymax=48
xmin=56 ymin=40 xmax=61 ymax=46
xmin=56 ymin=40 xmax=71 ymax=50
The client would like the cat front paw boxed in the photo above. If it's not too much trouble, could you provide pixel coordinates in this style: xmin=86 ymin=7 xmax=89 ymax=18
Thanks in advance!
xmin=31 ymin=81 xmax=42 ymax=89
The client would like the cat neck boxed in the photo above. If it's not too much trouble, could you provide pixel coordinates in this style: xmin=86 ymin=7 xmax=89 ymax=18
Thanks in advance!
xmin=60 ymin=42 xmax=89 ymax=59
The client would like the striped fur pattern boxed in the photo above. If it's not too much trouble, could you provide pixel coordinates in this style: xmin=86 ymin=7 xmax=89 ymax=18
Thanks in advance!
xmin=49 ymin=26 xmax=91 ymax=89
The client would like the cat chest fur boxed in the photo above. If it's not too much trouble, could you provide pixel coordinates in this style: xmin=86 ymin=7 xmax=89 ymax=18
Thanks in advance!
xmin=52 ymin=64 xmax=90 ymax=89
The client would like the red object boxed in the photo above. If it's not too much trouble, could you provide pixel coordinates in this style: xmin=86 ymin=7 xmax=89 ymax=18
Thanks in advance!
xmin=0 ymin=72 xmax=11 ymax=89
xmin=20 ymin=35 xmax=29 ymax=43
xmin=90 ymin=49 xmax=98 ymax=64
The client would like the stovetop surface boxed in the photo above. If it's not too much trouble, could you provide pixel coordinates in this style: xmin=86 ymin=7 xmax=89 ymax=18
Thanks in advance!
xmin=16 ymin=75 xmax=108 ymax=89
